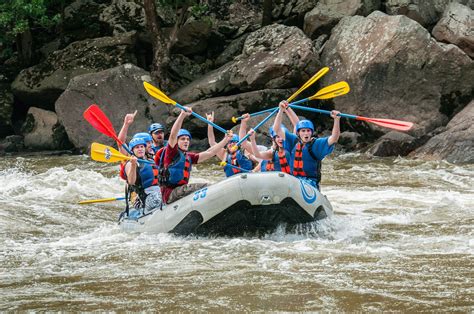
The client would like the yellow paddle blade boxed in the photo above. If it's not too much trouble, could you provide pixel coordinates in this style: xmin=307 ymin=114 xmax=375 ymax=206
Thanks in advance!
xmin=310 ymin=81 xmax=350 ymax=100
xmin=231 ymin=116 xmax=238 ymax=123
xmin=143 ymin=81 xmax=176 ymax=105
xmin=219 ymin=161 xmax=227 ymax=167
xmin=91 ymin=142 xmax=131 ymax=163
xmin=287 ymin=67 xmax=330 ymax=102
xmin=78 ymin=197 xmax=123 ymax=204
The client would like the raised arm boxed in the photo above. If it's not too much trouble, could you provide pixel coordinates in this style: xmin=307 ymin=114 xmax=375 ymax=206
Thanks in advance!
xmin=117 ymin=110 xmax=137 ymax=155
xmin=198 ymin=131 xmax=233 ymax=163
xmin=249 ymin=129 xmax=273 ymax=160
xmin=206 ymin=111 xmax=217 ymax=146
xmin=273 ymin=100 xmax=288 ymax=140
xmin=285 ymin=107 xmax=300 ymax=132
xmin=328 ymin=110 xmax=341 ymax=146
xmin=124 ymin=157 xmax=138 ymax=185
xmin=168 ymin=108 xmax=192 ymax=148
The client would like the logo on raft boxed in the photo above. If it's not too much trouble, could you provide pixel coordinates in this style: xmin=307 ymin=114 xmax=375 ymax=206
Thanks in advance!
xmin=299 ymin=179 xmax=317 ymax=204
xmin=104 ymin=148 xmax=111 ymax=160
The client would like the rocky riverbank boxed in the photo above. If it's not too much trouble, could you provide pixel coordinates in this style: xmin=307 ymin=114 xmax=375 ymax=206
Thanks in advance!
xmin=1 ymin=0 xmax=472 ymax=163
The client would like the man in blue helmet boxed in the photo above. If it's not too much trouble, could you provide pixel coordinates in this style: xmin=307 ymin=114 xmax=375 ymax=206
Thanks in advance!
xmin=159 ymin=108 xmax=234 ymax=204
xmin=149 ymin=123 xmax=167 ymax=153
xmin=273 ymin=100 xmax=340 ymax=190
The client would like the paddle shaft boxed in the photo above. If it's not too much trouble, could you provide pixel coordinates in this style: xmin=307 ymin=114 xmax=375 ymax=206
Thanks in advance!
xmin=78 ymin=197 xmax=126 ymax=204
xmin=175 ymin=102 xmax=227 ymax=134
xmin=289 ymin=104 xmax=356 ymax=119
xmin=235 ymin=108 xmax=279 ymax=146
xmin=224 ymin=163 xmax=251 ymax=173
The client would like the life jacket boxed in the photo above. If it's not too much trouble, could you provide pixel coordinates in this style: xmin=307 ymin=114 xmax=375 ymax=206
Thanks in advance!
xmin=271 ymin=146 xmax=291 ymax=174
xmin=224 ymin=149 xmax=253 ymax=177
xmin=154 ymin=146 xmax=166 ymax=167
xmin=261 ymin=160 xmax=274 ymax=172
xmin=152 ymin=140 xmax=168 ymax=154
xmin=158 ymin=148 xmax=192 ymax=187
xmin=291 ymin=138 xmax=321 ymax=183
xmin=122 ymin=161 xmax=160 ymax=207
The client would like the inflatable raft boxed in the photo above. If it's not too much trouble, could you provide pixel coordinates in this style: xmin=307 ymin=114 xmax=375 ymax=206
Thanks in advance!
xmin=119 ymin=172 xmax=333 ymax=236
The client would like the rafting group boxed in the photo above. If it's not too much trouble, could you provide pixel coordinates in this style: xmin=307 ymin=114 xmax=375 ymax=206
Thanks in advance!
xmin=83 ymin=67 xmax=413 ymax=222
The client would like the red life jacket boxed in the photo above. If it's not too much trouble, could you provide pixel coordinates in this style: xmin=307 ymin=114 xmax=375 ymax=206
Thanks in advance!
xmin=293 ymin=142 xmax=307 ymax=177
xmin=276 ymin=147 xmax=291 ymax=174
xmin=265 ymin=160 xmax=274 ymax=171
xmin=177 ymin=155 xmax=191 ymax=185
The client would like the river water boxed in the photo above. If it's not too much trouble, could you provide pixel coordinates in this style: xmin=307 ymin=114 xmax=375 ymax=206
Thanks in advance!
xmin=0 ymin=154 xmax=472 ymax=311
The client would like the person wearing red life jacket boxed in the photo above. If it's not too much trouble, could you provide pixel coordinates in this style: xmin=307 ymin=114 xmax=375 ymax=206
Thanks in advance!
xmin=273 ymin=100 xmax=341 ymax=190
xmin=159 ymin=107 xmax=234 ymax=204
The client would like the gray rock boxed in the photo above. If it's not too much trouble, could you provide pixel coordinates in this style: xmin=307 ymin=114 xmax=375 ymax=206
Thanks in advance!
xmin=432 ymin=2 xmax=474 ymax=58
xmin=1 ymin=135 xmax=24 ymax=153
xmin=320 ymin=11 xmax=473 ymax=138
xmin=339 ymin=131 xmax=361 ymax=149
xmin=12 ymin=32 xmax=138 ymax=110
xmin=384 ymin=0 xmax=450 ymax=27
xmin=22 ymin=107 xmax=72 ymax=150
xmin=55 ymin=64 xmax=168 ymax=152
xmin=366 ymin=131 xmax=418 ymax=156
xmin=99 ymin=0 xmax=146 ymax=35
xmin=304 ymin=0 xmax=381 ymax=39
xmin=413 ymin=100 xmax=474 ymax=163
xmin=171 ymin=20 xmax=212 ymax=56
xmin=64 ymin=0 xmax=111 ymax=40
xmin=172 ymin=24 xmax=319 ymax=104
xmin=215 ymin=34 xmax=248 ymax=67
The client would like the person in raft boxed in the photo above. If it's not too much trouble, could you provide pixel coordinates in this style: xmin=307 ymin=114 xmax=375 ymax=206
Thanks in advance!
xmin=116 ymin=111 xmax=158 ymax=159
xmin=159 ymin=107 xmax=234 ymax=204
xmin=205 ymin=111 xmax=259 ymax=176
xmin=273 ymin=100 xmax=341 ymax=190
xmin=148 ymin=122 xmax=167 ymax=153
xmin=123 ymin=137 xmax=162 ymax=214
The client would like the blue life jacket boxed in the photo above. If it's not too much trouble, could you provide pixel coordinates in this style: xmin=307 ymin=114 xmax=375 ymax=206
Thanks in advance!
xmin=152 ymin=140 xmax=168 ymax=154
xmin=224 ymin=150 xmax=253 ymax=177
xmin=159 ymin=149 xmax=192 ymax=187
xmin=291 ymin=138 xmax=321 ymax=184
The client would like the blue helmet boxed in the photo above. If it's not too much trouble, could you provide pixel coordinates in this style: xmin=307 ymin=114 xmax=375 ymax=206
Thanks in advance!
xmin=149 ymin=123 xmax=164 ymax=133
xmin=129 ymin=137 xmax=147 ymax=150
xmin=177 ymin=129 xmax=192 ymax=139
xmin=230 ymin=134 xmax=239 ymax=143
xmin=296 ymin=120 xmax=314 ymax=133
xmin=269 ymin=124 xmax=288 ymax=138
xmin=132 ymin=132 xmax=153 ymax=143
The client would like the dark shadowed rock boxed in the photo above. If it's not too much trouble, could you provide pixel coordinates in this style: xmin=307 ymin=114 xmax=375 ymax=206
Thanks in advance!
xmin=215 ymin=34 xmax=248 ymax=67
xmin=64 ymin=0 xmax=112 ymax=41
xmin=0 ymin=135 xmax=24 ymax=153
xmin=0 ymin=81 xmax=14 ymax=137
xmin=304 ymin=0 xmax=381 ymax=39
xmin=99 ymin=0 xmax=146 ymax=35
xmin=12 ymin=33 xmax=138 ymax=110
xmin=22 ymin=107 xmax=72 ymax=150
xmin=173 ymin=24 xmax=319 ymax=104
xmin=55 ymin=64 xmax=168 ymax=152
xmin=339 ymin=131 xmax=362 ymax=149
xmin=171 ymin=20 xmax=212 ymax=56
xmin=320 ymin=11 xmax=473 ymax=138
xmin=432 ymin=2 xmax=474 ymax=58
xmin=413 ymin=100 xmax=474 ymax=163
xmin=166 ymin=89 xmax=292 ymax=139
xmin=366 ymin=131 xmax=418 ymax=157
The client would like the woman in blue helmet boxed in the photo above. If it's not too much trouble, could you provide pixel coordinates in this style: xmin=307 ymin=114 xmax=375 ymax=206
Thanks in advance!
xmin=205 ymin=111 xmax=258 ymax=176
xmin=123 ymin=137 xmax=162 ymax=215
xmin=159 ymin=108 xmax=234 ymax=204
xmin=132 ymin=132 xmax=155 ymax=158
xmin=148 ymin=123 xmax=167 ymax=153
xmin=273 ymin=100 xmax=341 ymax=190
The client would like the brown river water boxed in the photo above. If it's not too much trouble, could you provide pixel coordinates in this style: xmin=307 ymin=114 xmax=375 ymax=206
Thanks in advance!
xmin=0 ymin=154 xmax=472 ymax=311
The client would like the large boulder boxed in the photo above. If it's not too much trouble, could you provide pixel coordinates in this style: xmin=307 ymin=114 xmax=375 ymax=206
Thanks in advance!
xmin=99 ymin=0 xmax=146 ymax=35
xmin=173 ymin=24 xmax=319 ymax=104
xmin=12 ymin=32 xmax=138 ymax=110
xmin=432 ymin=2 xmax=474 ymax=58
xmin=303 ymin=0 xmax=381 ymax=39
xmin=55 ymin=64 xmax=168 ymax=152
xmin=21 ymin=107 xmax=72 ymax=150
xmin=384 ymin=0 xmax=453 ymax=27
xmin=413 ymin=100 xmax=474 ymax=163
xmin=320 ymin=11 xmax=474 ymax=137
xmin=171 ymin=20 xmax=213 ymax=56
xmin=64 ymin=0 xmax=112 ymax=41
xmin=366 ymin=131 xmax=418 ymax=156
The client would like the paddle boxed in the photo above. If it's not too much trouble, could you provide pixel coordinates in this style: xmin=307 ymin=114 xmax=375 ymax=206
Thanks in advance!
xmin=219 ymin=161 xmax=251 ymax=173
xmin=90 ymin=142 xmax=154 ymax=164
xmin=231 ymin=81 xmax=351 ymax=150
xmin=143 ymin=81 xmax=228 ymax=134
xmin=78 ymin=197 xmax=125 ymax=205
xmin=83 ymin=104 xmax=133 ymax=155
xmin=288 ymin=104 xmax=413 ymax=131
xmin=231 ymin=67 xmax=330 ymax=123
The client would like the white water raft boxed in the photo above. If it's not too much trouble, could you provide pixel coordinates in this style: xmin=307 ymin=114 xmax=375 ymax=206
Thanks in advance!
xmin=119 ymin=172 xmax=333 ymax=236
